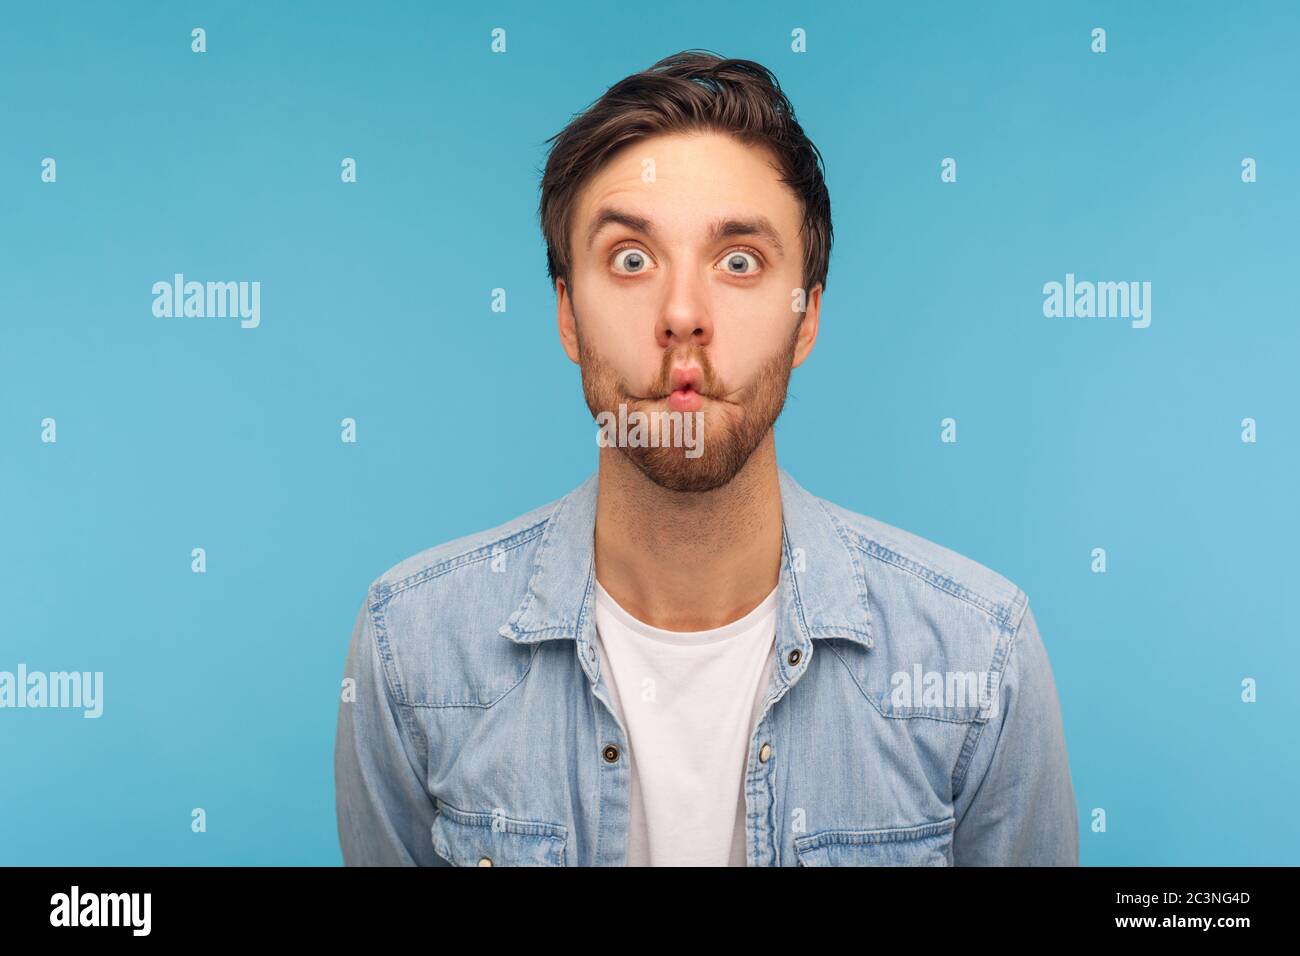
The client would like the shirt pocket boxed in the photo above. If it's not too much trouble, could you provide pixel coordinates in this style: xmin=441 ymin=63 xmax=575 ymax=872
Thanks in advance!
xmin=793 ymin=817 xmax=956 ymax=867
xmin=430 ymin=803 xmax=569 ymax=867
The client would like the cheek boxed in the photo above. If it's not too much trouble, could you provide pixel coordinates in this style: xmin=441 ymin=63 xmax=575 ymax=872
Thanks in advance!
xmin=573 ymin=285 xmax=655 ymax=370
xmin=577 ymin=321 xmax=651 ymax=389
xmin=716 ymin=277 xmax=795 ymax=324
xmin=713 ymin=301 xmax=795 ymax=373
xmin=573 ymin=266 xmax=654 ymax=329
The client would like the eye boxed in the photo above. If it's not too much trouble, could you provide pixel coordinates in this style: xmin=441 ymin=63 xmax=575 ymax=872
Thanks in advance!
xmin=717 ymin=248 xmax=762 ymax=276
xmin=611 ymin=246 xmax=653 ymax=274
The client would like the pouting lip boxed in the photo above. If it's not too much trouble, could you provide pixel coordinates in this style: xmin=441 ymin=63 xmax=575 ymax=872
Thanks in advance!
xmin=670 ymin=366 xmax=701 ymax=393
xmin=638 ymin=388 xmax=723 ymax=403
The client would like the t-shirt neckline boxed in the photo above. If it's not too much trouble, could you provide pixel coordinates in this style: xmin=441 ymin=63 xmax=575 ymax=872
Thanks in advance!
xmin=593 ymin=577 xmax=780 ymax=647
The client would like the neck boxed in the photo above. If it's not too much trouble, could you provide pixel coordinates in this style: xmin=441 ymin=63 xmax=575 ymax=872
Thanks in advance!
xmin=593 ymin=432 xmax=783 ymax=632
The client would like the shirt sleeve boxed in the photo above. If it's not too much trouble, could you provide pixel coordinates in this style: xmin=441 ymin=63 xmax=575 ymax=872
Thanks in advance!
xmin=951 ymin=602 xmax=1079 ymax=865
xmin=334 ymin=594 xmax=447 ymax=866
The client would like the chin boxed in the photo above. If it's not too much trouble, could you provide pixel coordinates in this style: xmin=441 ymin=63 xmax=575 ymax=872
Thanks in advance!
xmin=625 ymin=447 xmax=747 ymax=494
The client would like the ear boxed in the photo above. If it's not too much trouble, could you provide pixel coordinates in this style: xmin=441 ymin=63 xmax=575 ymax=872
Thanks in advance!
xmin=556 ymin=277 xmax=581 ymax=364
xmin=791 ymin=283 xmax=822 ymax=369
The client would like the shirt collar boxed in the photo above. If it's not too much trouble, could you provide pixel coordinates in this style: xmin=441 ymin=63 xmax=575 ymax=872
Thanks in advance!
xmin=498 ymin=467 xmax=874 ymax=651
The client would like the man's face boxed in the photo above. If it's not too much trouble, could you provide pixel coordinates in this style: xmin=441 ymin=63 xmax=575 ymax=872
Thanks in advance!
xmin=557 ymin=130 xmax=821 ymax=493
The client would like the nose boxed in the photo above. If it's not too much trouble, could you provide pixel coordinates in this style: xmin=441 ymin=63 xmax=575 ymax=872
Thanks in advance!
xmin=654 ymin=267 xmax=713 ymax=349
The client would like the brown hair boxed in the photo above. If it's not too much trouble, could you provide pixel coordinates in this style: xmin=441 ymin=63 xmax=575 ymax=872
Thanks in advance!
xmin=538 ymin=50 xmax=833 ymax=294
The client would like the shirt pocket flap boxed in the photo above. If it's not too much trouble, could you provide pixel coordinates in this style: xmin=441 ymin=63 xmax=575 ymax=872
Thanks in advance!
xmin=793 ymin=817 xmax=956 ymax=866
xmin=430 ymin=804 xmax=569 ymax=867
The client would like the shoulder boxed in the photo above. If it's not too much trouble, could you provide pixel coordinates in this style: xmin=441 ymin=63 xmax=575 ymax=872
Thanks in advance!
xmin=819 ymin=495 xmax=1028 ymax=634
xmin=809 ymin=492 xmax=1039 ymax=702
xmin=811 ymin=494 xmax=1045 ymax=723
xmin=354 ymin=488 xmax=571 ymax=707
xmin=366 ymin=494 xmax=563 ymax=607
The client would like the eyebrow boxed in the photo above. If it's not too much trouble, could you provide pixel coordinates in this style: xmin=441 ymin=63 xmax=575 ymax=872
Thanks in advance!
xmin=584 ymin=206 xmax=785 ymax=257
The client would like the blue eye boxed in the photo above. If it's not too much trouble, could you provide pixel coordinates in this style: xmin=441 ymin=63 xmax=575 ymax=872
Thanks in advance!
xmin=719 ymin=250 xmax=760 ymax=275
xmin=612 ymin=248 xmax=650 ymax=273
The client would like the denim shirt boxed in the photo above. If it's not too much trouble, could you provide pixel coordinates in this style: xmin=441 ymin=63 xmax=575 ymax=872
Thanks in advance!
xmin=334 ymin=468 xmax=1079 ymax=866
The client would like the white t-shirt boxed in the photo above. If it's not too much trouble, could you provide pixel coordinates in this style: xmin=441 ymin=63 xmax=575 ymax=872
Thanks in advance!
xmin=592 ymin=577 xmax=778 ymax=866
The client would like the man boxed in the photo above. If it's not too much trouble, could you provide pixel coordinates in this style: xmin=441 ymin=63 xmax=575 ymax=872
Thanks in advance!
xmin=334 ymin=50 xmax=1079 ymax=866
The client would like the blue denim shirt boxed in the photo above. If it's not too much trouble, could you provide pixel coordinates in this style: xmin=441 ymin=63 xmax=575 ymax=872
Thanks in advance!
xmin=334 ymin=468 xmax=1079 ymax=866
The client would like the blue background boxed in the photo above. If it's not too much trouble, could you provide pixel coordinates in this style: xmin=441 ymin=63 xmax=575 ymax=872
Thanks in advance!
xmin=2 ymin=0 xmax=1296 ymax=865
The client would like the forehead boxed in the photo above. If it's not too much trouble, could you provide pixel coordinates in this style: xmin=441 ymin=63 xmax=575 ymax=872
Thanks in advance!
xmin=570 ymin=130 xmax=801 ymax=244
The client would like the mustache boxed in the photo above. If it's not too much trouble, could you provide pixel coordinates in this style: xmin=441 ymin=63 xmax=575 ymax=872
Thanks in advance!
xmin=644 ymin=349 xmax=719 ymax=399
xmin=629 ymin=382 xmax=722 ymax=401
xmin=638 ymin=385 xmax=717 ymax=400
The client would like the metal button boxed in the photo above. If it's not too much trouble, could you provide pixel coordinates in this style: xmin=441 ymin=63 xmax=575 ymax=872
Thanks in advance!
xmin=602 ymin=744 xmax=620 ymax=763
xmin=759 ymin=742 xmax=772 ymax=763
xmin=477 ymin=857 xmax=493 ymax=866
xmin=787 ymin=649 xmax=802 ymax=666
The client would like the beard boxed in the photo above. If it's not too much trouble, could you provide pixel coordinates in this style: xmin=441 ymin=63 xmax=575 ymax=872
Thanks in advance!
xmin=575 ymin=316 xmax=801 ymax=493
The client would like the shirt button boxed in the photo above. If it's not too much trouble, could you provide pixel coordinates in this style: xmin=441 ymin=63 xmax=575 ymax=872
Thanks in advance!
xmin=787 ymin=649 xmax=802 ymax=666
xmin=602 ymin=744 xmax=620 ymax=763
xmin=477 ymin=857 xmax=493 ymax=866
xmin=759 ymin=742 xmax=772 ymax=763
